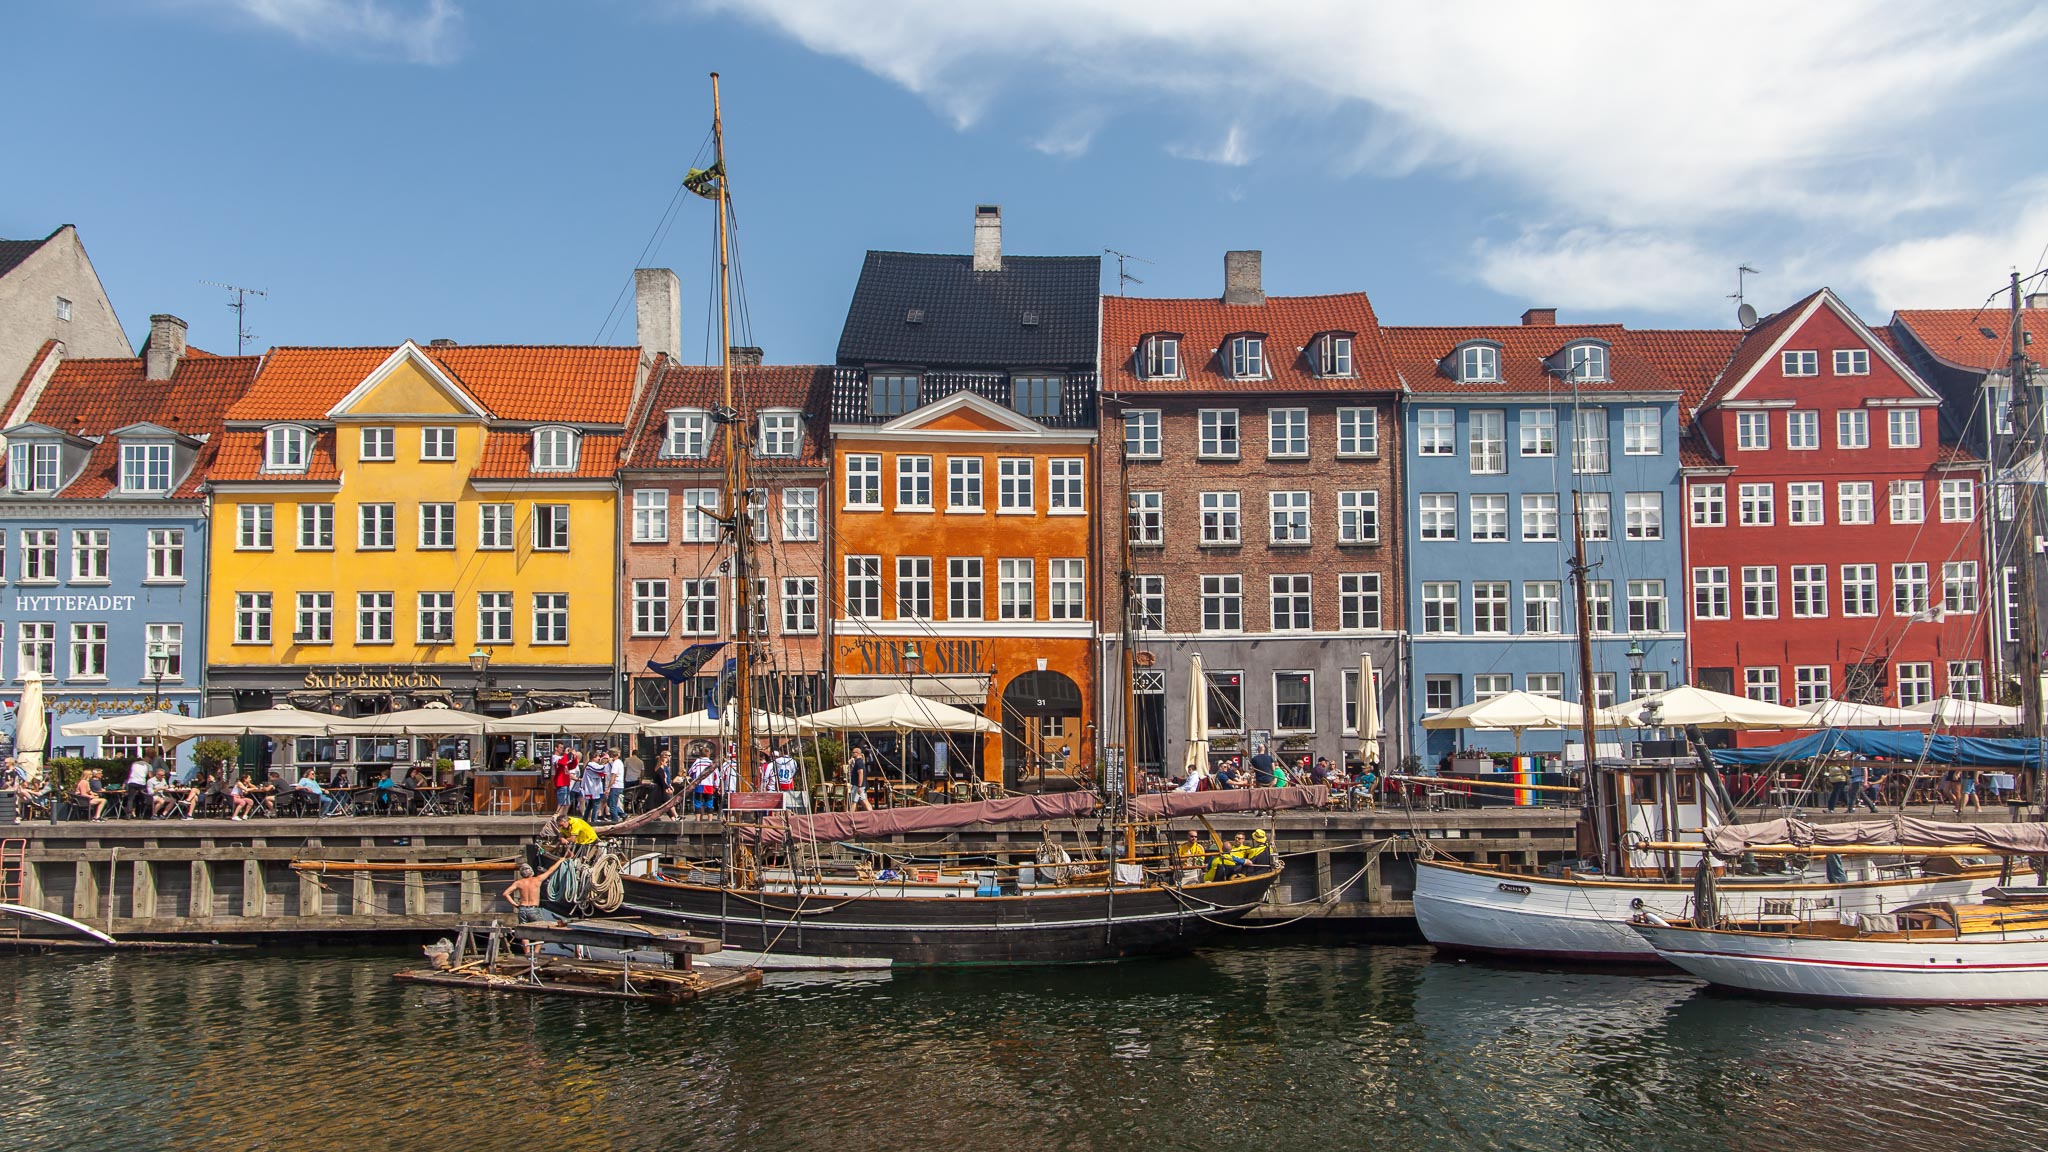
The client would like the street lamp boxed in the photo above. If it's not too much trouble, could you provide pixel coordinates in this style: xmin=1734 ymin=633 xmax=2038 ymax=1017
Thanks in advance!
xmin=147 ymin=642 xmax=169 ymax=764
xmin=1623 ymin=640 xmax=1653 ymax=760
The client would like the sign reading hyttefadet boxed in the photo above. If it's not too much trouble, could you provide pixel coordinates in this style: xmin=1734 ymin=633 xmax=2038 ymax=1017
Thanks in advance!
xmin=10 ymin=593 xmax=140 ymax=612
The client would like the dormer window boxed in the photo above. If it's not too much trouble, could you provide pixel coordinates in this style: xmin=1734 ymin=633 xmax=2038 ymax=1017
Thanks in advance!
xmin=1315 ymin=334 xmax=1355 ymax=378
xmin=1228 ymin=335 xmax=1266 ymax=379
xmin=264 ymin=425 xmax=309 ymax=472
xmin=1457 ymin=344 xmax=1500 ymax=383
xmin=120 ymin=442 xmax=173 ymax=494
xmin=757 ymin=411 xmax=801 ymax=457
xmin=1141 ymin=335 xmax=1181 ymax=379
xmin=1012 ymin=374 xmax=1063 ymax=419
xmin=8 ymin=442 xmax=58 ymax=493
xmin=666 ymin=410 xmax=709 ymax=458
xmin=871 ymin=373 xmax=920 ymax=418
xmin=1565 ymin=343 xmax=1609 ymax=382
xmin=533 ymin=426 xmax=580 ymax=472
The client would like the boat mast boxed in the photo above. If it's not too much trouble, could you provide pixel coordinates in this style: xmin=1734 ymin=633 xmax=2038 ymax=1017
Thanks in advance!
xmin=2008 ymin=271 xmax=2044 ymax=814
xmin=1117 ymin=414 xmax=1140 ymax=861
xmin=710 ymin=72 xmax=757 ymax=790
xmin=1569 ymin=489 xmax=1612 ymax=870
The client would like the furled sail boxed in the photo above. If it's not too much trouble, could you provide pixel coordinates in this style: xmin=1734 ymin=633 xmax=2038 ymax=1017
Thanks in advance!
xmin=1129 ymin=786 xmax=1328 ymax=819
xmin=1705 ymin=815 xmax=2048 ymax=858
xmin=748 ymin=791 xmax=1099 ymax=848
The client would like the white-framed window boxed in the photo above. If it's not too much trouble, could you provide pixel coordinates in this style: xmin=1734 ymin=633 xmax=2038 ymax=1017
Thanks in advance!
xmin=1125 ymin=410 xmax=1162 ymax=458
xmin=1786 ymin=410 xmax=1819 ymax=450
xmin=1567 ymin=343 xmax=1609 ymax=382
xmin=1571 ymin=408 xmax=1609 ymax=474
xmin=1888 ymin=409 xmax=1921 ymax=448
xmin=1417 ymin=409 xmax=1455 ymax=456
xmin=1424 ymin=675 xmax=1459 ymax=715
xmin=1580 ymin=492 xmax=1610 ymax=541
xmin=1794 ymin=665 xmax=1832 ymax=707
xmin=1837 ymin=409 xmax=1869 ymax=449
xmin=1318 ymin=334 xmax=1354 ymax=377
xmin=1842 ymin=564 xmax=1879 ymax=617
xmin=998 ymin=558 xmax=1035 ymax=620
xmin=1049 ymin=558 xmax=1085 ymax=620
xmin=1790 ymin=565 xmax=1828 ymax=618
xmin=1738 ymin=483 xmax=1774 ymax=526
xmin=1469 ymin=410 xmax=1506 ymax=474
xmin=1584 ymin=580 xmax=1613 ymax=634
xmin=532 ymin=593 xmax=569 ymax=644
xmin=1624 ymin=492 xmax=1662 ymax=540
xmin=896 ymin=556 xmax=933 ymax=621
xmin=631 ymin=579 xmax=669 ymax=636
xmin=1337 ymin=407 xmax=1378 ymax=457
xmin=947 ymin=457 xmax=984 ymax=511
xmin=418 ymin=502 xmax=456 ymax=550
xmin=1692 ymin=567 xmax=1730 ymax=620
xmin=947 ymin=557 xmax=984 ymax=621
xmin=1690 ymin=483 xmax=1725 ymax=527
xmin=1834 ymin=348 xmax=1870 ymax=376
xmin=1745 ymin=666 xmax=1781 ymax=704
xmin=1228 ymin=335 xmax=1265 ymax=379
xmin=1838 ymin=482 xmax=1874 ymax=524
xmin=356 ymin=591 xmax=394 ymax=644
xmin=1340 ymin=573 xmax=1381 ymax=630
xmin=666 ymin=410 xmax=709 ymax=458
xmin=781 ymin=487 xmax=818 ymax=541
xmin=146 ymin=528 xmax=184 ymax=582
xmin=1470 ymin=493 xmax=1507 ymax=541
xmin=68 ymin=622 xmax=107 ymax=680
xmin=1787 ymin=482 xmax=1824 ymax=526
xmin=1939 ymin=478 xmax=1976 ymax=523
xmin=70 ymin=530 xmax=108 ymax=582
xmin=359 ymin=426 xmax=395 ymax=461
xmin=1527 ymin=673 xmax=1564 ymax=699
xmin=1521 ymin=409 xmax=1556 ymax=456
xmin=1201 ymin=575 xmax=1243 ymax=633
xmin=1949 ymin=661 xmax=1985 ymax=702
xmin=997 ymin=458 xmax=1034 ymax=511
xmin=632 ymin=489 xmax=669 ymax=542
xmin=1199 ymin=409 xmax=1240 ymax=458
xmin=54 ymin=296 xmax=70 ymax=321
xmin=869 ymin=373 xmax=920 ymax=418
xmin=1890 ymin=480 xmax=1924 ymax=524
xmin=1943 ymin=561 xmax=1980 ymax=613
xmin=1897 ymin=662 xmax=1935 ymax=707
xmin=1472 ymin=581 xmax=1510 ymax=634
xmin=1270 ymin=574 xmax=1312 ymax=631
xmin=1892 ymin=562 xmax=1930 ymax=616
xmin=417 ymin=591 xmax=454 ymax=643
xmin=1270 ymin=491 xmax=1311 ymax=543
xmin=144 ymin=622 xmax=182 ymax=677
xmin=532 ymin=504 xmax=570 ymax=551
xmin=238 ymin=505 xmax=274 ymax=551
xmin=1519 ymin=493 xmax=1558 ymax=541
xmin=1626 ymin=580 xmax=1666 ymax=632
xmin=1141 ymin=337 xmax=1179 ymax=380
xmin=1458 ymin=344 xmax=1499 ymax=382
xmin=1524 ymin=581 xmax=1563 ymax=634
xmin=295 ymin=592 xmax=333 ymax=644
xmin=1129 ymin=491 xmax=1164 ymax=545
xmin=1337 ymin=490 xmax=1379 ymax=544
xmin=478 ymin=504 xmax=514 ymax=550
xmin=844 ymin=556 xmax=881 ymax=619
xmin=757 ymin=411 xmax=801 ymax=457
xmin=1781 ymin=350 xmax=1819 ymax=376
xmin=1268 ymin=408 xmax=1309 ymax=457
xmin=264 ymin=425 xmax=309 ymax=472
xmin=1736 ymin=411 xmax=1769 ymax=450
xmin=120 ymin=442 xmax=173 ymax=493
xmin=358 ymin=503 xmax=395 ymax=550
xmin=1742 ymin=566 xmax=1778 ymax=619
xmin=532 ymin=427 xmax=579 ymax=471
xmin=1132 ymin=574 xmax=1165 ymax=630
xmin=1622 ymin=408 xmax=1661 ymax=455
xmin=1200 ymin=491 xmax=1241 ymax=545
xmin=297 ymin=503 xmax=334 ymax=550
xmin=421 ymin=426 xmax=457 ymax=461
xmin=1049 ymin=458 xmax=1085 ymax=511
xmin=1420 ymin=581 xmax=1458 ymax=634
xmin=781 ymin=577 xmax=819 ymax=635
xmin=8 ymin=442 xmax=59 ymax=493
xmin=1274 ymin=671 xmax=1314 ymax=731
xmin=1418 ymin=493 xmax=1457 ymax=541
xmin=477 ymin=592 xmax=513 ymax=644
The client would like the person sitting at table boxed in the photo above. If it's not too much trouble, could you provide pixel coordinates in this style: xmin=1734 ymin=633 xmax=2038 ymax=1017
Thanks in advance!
xmin=73 ymin=768 xmax=109 ymax=821
xmin=148 ymin=768 xmax=179 ymax=819
xmin=374 ymin=773 xmax=401 ymax=815
xmin=177 ymin=771 xmax=214 ymax=820
xmin=405 ymin=766 xmax=431 ymax=791
xmin=229 ymin=774 xmax=257 ymax=821
xmin=293 ymin=769 xmax=336 ymax=817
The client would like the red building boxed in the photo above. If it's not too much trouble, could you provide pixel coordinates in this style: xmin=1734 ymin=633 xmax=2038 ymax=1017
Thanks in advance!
xmin=1682 ymin=289 xmax=1992 ymax=722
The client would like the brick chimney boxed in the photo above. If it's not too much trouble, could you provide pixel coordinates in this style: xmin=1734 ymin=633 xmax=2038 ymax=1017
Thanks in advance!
xmin=634 ymin=268 xmax=683 ymax=361
xmin=145 ymin=314 xmax=187 ymax=381
xmin=429 ymin=338 xmax=457 ymax=348
xmin=972 ymin=205 xmax=1002 ymax=273
xmin=730 ymin=346 xmax=764 ymax=367
xmin=1521 ymin=307 xmax=1557 ymax=327
xmin=1223 ymin=250 xmax=1263 ymax=306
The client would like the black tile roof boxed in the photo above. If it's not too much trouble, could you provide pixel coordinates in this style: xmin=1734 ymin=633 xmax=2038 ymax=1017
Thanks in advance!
xmin=0 ymin=229 xmax=56 ymax=279
xmin=836 ymin=250 xmax=1102 ymax=369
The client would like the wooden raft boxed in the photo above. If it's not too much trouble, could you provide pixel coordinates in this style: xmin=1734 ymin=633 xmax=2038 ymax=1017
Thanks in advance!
xmin=393 ymin=918 xmax=760 ymax=1005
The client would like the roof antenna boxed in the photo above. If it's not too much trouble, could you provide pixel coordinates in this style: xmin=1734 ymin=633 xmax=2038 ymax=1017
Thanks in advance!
xmin=1104 ymin=248 xmax=1152 ymax=297
xmin=200 ymin=280 xmax=268 ymax=354
xmin=1731 ymin=264 xmax=1760 ymax=329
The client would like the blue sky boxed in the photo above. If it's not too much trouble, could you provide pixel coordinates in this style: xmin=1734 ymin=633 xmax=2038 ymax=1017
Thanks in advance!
xmin=7 ymin=1 xmax=2048 ymax=362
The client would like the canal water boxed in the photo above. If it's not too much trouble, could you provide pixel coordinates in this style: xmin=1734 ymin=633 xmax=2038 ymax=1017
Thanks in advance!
xmin=3 ymin=942 xmax=2043 ymax=1151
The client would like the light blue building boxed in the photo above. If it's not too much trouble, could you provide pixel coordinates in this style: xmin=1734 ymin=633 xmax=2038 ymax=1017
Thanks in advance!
xmin=0 ymin=320 xmax=255 ymax=772
xmin=1388 ymin=322 xmax=1689 ymax=762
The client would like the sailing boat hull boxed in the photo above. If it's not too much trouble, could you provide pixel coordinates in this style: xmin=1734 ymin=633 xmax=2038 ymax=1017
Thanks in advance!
xmin=619 ymin=869 xmax=1278 ymax=965
xmin=1413 ymin=857 xmax=2000 ymax=963
xmin=1632 ymin=920 xmax=2048 ymax=1004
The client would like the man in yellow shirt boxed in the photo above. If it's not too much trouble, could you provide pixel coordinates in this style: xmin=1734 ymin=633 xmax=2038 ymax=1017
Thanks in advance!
xmin=1176 ymin=830 xmax=1208 ymax=884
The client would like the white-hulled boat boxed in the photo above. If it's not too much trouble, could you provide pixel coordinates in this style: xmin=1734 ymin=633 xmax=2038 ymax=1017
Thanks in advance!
xmin=1632 ymin=893 xmax=2048 ymax=1004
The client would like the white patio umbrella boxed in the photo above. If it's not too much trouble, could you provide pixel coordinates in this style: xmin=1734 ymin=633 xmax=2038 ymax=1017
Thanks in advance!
xmin=60 ymin=710 xmax=194 ymax=741
xmin=1422 ymin=689 xmax=1588 ymax=755
xmin=174 ymin=703 xmax=343 ymax=737
xmin=798 ymin=692 xmax=1000 ymax=735
xmin=1906 ymin=696 xmax=2023 ymax=728
xmin=1800 ymin=698 xmax=1930 ymax=729
xmin=328 ymin=701 xmax=487 ymax=736
xmin=14 ymin=671 xmax=46 ymax=778
xmin=483 ymin=705 xmax=648 ymax=736
xmin=1602 ymin=683 xmax=1814 ymax=730
xmin=1358 ymin=653 xmax=1382 ymax=768
xmin=1182 ymin=653 xmax=1209 ymax=779
xmin=642 ymin=707 xmax=805 ymax=738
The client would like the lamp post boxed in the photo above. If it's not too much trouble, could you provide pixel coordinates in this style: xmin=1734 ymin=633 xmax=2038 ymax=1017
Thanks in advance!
xmin=1625 ymin=640 xmax=1647 ymax=761
xmin=146 ymin=642 xmax=169 ymax=765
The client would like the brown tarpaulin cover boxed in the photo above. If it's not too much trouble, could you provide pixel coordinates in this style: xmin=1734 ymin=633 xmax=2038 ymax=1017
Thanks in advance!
xmin=748 ymin=791 xmax=1100 ymax=848
xmin=1705 ymin=815 xmax=2048 ymax=858
xmin=1129 ymin=786 xmax=1328 ymax=819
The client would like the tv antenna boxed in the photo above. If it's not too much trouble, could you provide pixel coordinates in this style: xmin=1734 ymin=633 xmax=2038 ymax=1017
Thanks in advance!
xmin=1730 ymin=264 xmax=1760 ymax=329
xmin=1104 ymin=248 xmax=1152 ymax=296
xmin=200 ymin=280 xmax=268 ymax=354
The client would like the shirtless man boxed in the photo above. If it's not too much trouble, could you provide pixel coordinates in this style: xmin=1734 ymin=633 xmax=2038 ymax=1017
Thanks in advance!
xmin=501 ymin=856 xmax=569 ymax=923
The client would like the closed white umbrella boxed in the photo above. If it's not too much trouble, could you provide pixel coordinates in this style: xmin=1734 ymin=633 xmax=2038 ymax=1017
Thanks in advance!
xmin=483 ymin=705 xmax=647 ymax=736
xmin=1602 ymin=683 xmax=1814 ymax=730
xmin=1182 ymin=653 xmax=1209 ymax=779
xmin=1907 ymin=696 xmax=2023 ymax=728
xmin=642 ymin=707 xmax=804 ymax=738
xmin=798 ymin=692 xmax=1000 ymax=735
xmin=14 ymin=672 xmax=46 ymax=778
xmin=1801 ymin=698 xmax=1930 ymax=729
xmin=1358 ymin=654 xmax=1382 ymax=768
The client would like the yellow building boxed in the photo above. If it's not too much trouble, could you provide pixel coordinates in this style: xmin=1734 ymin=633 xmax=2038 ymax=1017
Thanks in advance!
xmin=204 ymin=341 xmax=645 ymax=768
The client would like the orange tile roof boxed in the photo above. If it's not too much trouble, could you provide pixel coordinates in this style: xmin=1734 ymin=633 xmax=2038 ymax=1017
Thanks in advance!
xmin=2 ymin=339 xmax=59 ymax=423
xmin=3 ymin=350 xmax=261 ymax=499
xmin=472 ymin=430 xmax=625 ymax=480
xmin=1101 ymin=293 xmax=1398 ymax=394
xmin=1628 ymin=329 xmax=1744 ymax=416
xmin=1892 ymin=307 xmax=2048 ymax=373
xmin=621 ymin=361 xmax=834 ymax=469
xmin=207 ymin=428 xmax=343 ymax=483
xmin=228 ymin=344 xmax=640 ymax=424
xmin=1693 ymin=289 xmax=1825 ymax=412
xmin=1383 ymin=323 xmax=1689 ymax=395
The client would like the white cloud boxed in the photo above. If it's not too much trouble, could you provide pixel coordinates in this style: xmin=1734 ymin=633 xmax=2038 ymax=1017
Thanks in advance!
xmin=1166 ymin=123 xmax=1252 ymax=168
xmin=203 ymin=0 xmax=463 ymax=64
xmin=1860 ymin=191 xmax=2048 ymax=312
xmin=1030 ymin=115 xmax=1098 ymax=159
xmin=1474 ymin=228 xmax=1727 ymax=315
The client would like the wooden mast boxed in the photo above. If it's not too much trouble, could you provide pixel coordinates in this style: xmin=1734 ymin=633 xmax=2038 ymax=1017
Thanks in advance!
xmin=2009 ymin=270 xmax=2045 ymax=814
xmin=1117 ymin=414 xmax=1140 ymax=861
xmin=1569 ymin=489 xmax=1612 ymax=870
xmin=710 ymin=72 xmax=757 ymax=790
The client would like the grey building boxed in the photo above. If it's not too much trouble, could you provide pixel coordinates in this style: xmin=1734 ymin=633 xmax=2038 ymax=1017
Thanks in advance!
xmin=0 ymin=226 xmax=132 ymax=418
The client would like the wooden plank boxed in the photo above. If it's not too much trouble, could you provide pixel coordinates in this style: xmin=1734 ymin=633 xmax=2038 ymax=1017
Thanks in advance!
xmin=511 ymin=921 xmax=723 ymax=955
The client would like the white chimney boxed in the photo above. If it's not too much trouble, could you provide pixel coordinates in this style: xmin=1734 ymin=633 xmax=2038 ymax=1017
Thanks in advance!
xmin=145 ymin=314 xmax=188 ymax=381
xmin=973 ymin=205 xmax=1002 ymax=273
xmin=634 ymin=268 xmax=682 ymax=361
xmin=2027 ymin=292 xmax=2048 ymax=310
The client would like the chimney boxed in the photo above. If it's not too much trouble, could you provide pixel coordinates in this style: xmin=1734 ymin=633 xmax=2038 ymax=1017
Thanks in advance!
xmin=1521 ymin=307 xmax=1557 ymax=327
xmin=1223 ymin=250 xmax=1264 ymax=306
xmin=2027 ymin=293 xmax=2048 ymax=310
xmin=972 ymin=205 xmax=1002 ymax=273
xmin=145 ymin=314 xmax=187 ymax=381
xmin=729 ymin=346 xmax=764 ymax=367
xmin=429 ymin=338 xmax=457 ymax=348
xmin=634 ymin=268 xmax=683 ymax=361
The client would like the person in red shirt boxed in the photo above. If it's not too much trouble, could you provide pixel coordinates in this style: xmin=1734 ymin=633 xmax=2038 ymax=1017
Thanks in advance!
xmin=550 ymin=743 xmax=577 ymax=814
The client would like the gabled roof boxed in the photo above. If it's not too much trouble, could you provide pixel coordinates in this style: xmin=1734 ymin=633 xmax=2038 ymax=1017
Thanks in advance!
xmin=1628 ymin=329 xmax=1745 ymax=416
xmin=229 ymin=344 xmax=640 ymax=424
xmin=1696 ymin=288 xmax=1936 ymax=411
xmin=0 ymin=226 xmax=58 ymax=279
xmin=836 ymin=251 xmax=1101 ymax=368
xmin=1102 ymin=292 xmax=1398 ymax=394
xmin=622 ymin=361 xmax=832 ymax=469
xmin=326 ymin=342 xmax=494 ymax=420
xmin=1384 ymin=323 xmax=1684 ymax=396
xmin=1891 ymin=307 xmax=2048 ymax=374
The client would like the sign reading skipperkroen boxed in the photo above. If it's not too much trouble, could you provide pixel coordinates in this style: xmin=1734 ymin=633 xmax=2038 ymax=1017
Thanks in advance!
xmin=300 ymin=669 xmax=448 ymax=690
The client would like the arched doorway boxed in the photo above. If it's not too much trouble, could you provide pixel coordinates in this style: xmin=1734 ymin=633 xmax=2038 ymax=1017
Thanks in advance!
xmin=1001 ymin=670 xmax=1083 ymax=791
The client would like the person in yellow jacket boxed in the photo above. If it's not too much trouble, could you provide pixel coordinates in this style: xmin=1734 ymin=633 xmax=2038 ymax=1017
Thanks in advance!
xmin=1206 ymin=829 xmax=1272 ymax=881
xmin=1176 ymin=830 xmax=1209 ymax=884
